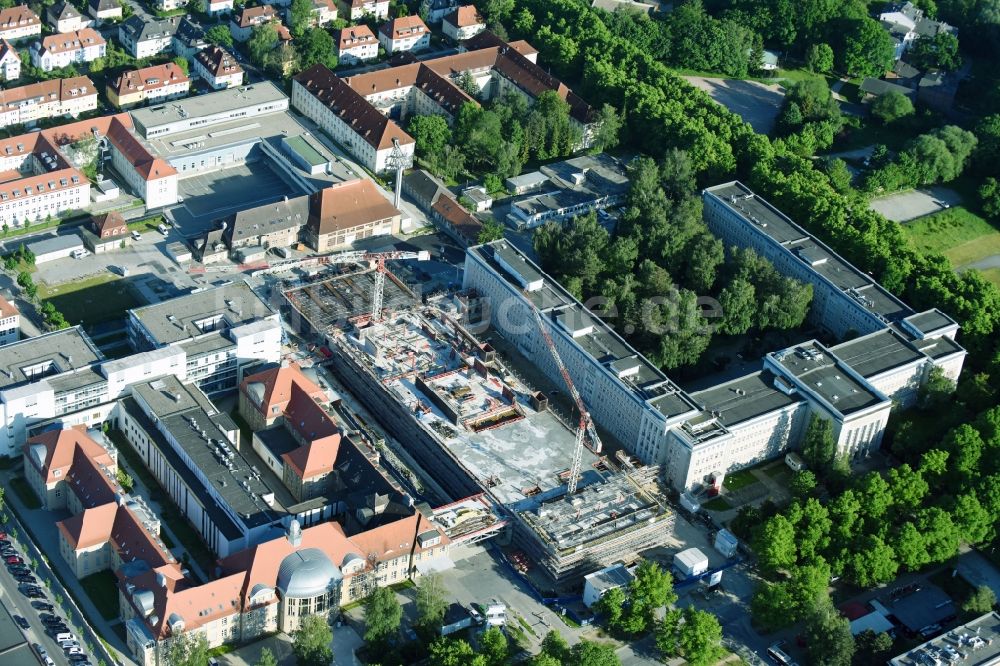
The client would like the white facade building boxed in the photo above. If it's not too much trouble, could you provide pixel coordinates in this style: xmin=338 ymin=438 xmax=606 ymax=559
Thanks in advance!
xmin=336 ymin=25 xmax=378 ymax=64
xmin=342 ymin=0 xmax=388 ymax=20
xmin=0 ymin=296 xmax=19 ymax=346
xmin=0 ymin=6 xmax=41 ymax=43
xmin=0 ymin=39 xmax=19 ymax=80
xmin=31 ymin=28 xmax=106 ymax=72
xmin=378 ymin=15 xmax=430 ymax=54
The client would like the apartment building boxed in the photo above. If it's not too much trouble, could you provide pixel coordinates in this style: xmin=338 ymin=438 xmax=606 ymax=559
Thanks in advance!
xmin=31 ymin=28 xmax=106 ymax=71
xmin=0 ymin=6 xmax=41 ymax=43
xmin=207 ymin=0 xmax=235 ymax=14
xmin=107 ymin=62 xmax=189 ymax=109
xmin=46 ymin=2 xmax=87 ymax=33
xmin=420 ymin=0 xmax=460 ymax=22
xmin=378 ymin=15 xmax=430 ymax=54
xmin=172 ymin=17 xmax=207 ymax=58
xmin=230 ymin=4 xmax=277 ymax=41
xmin=336 ymin=25 xmax=378 ymax=64
xmin=0 ymin=39 xmax=19 ymax=80
xmin=119 ymin=15 xmax=178 ymax=58
xmin=442 ymin=5 xmax=485 ymax=41
xmin=0 ymin=75 xmax=96 ymax=129
xmin=340 ymin=0 xmax=388 ymax=20
xmin=155 ymin=0 xmax=183 ymax=11
xmin=0 ymin=295 xmax=19 ymax=346
xmin=193 ymin=45 xmax=244 ymax=90
xmin=88 ymin=0 xmax=122 ymax=23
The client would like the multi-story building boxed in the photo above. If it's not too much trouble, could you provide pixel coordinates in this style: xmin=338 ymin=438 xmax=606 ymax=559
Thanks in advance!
xmin=0 ymin=6 xmax=41 ymax=43
xmin=309 ymin=0 xmax=337 ymax=25
xmin=46 ymin=2 xmax=87 ymax=34
xmin=305 ymin=178 xmax=401 ymax=252
xmin=420 ymin=0 xmax=459 ymax=22
xmin=107 ymin=62 xmax=189 ymax=109
xmin=442 ymin=5 xmax=485 ymax=41
xmin=0 ymin=74 xmax=96 ymax=128
xmin=461 ymin=230 xmax=966 ymax=493
xmin=207 ymin=0 xmax=234 ymax=15
xmin=127 ymin=282 xmax=281 ymax=394
xmin=220 ymin=194 xmax=308 ymax=252
xmin=0 ymin=39 xmax=19 ymax=80
xmin=171 ymin=17 xmax=207 ymax=58
xmin=30 ymin=28 xmax=106 ymax=72
xmin=336 ymin=25 xmax=378 ymax=64
xmin=155 ymin=0 xmax=184 ymax=12
xmin=292 ymin=34 xmax=595 ymax=173
xmin=0 ymin=295 xmax=19 ymax=346
xmin=193 ymin=45 xmax=243 ymax=90
xmin=119 ymin=16 xmax=179 ymax=58
xmin=88 ymin=0 xmax=122 ymax=24
xmin=340 ymin=0 xmax=388 ymax=20
xmin=378 ymin=15 xmax=430 ymax=54
xmin=230 ymin=4 xmax=277 ymax=41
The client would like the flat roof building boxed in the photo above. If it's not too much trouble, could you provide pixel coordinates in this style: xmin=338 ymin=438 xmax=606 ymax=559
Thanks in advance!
xmin=889 ymin=611 xmax=1000 ymax=666
xmin=130 ymin=81 xmax=288 ymax=138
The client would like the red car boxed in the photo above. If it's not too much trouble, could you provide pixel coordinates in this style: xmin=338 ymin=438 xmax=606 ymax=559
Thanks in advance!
xmin=5 ymin=556 xmax=23 ymax=564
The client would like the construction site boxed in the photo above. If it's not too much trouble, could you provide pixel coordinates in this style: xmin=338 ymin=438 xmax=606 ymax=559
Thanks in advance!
xmin=278 ymin=263 xmax=674 ymax=584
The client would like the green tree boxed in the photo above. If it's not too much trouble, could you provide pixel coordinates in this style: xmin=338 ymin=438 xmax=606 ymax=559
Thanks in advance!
xmin=716 ymin=277 xmax=756 ymax=335
xmin=115 ymin=468 xmax=134 ymax=491
xmin=790 ymin=470 xmax=818 ymax=498
xmin=248 ymin=23 xmax=279 ymax=68
xmin=538 ymin=631 xmax=571 ymax=663
xmin=839 ymin=17 xmax=895 ymax=77
xmin=570 ymin=640 xmax=621 ymax=666
xmin=755 ymin=514 xmax=798 ymax=572
xmin=921 ymin=365 xmax=956 ymax=408
xmin=415 ymin=573 xmax=447 ymax=634
xmin=428 ymin=636 xmax=477 ymax=666
xmin=478 ymin=219 xmax=505 ymax=244
xmin=288 ymin=0 xmax=314 ymax=38
xmin=256 ymin=647 xmax=278 ymax=666
xmin=806 ymin=43 xmax=834 ymax=72
xmin=854 ymin=629 xmax=893 ymax=666
xmin=620 ymin=560 xmax=676 ymax=634
xmin=478 ymin=626 xmax=508 ymax=666
xmin=408 ymin=114 xmax=452 ymax=165
xmin=163 ymin=632 xmax=210 ymax=666
xmin=363 ymin=587 xmax=401 ymax=647
xmin=849 ymin=535 xmax=899 ymax=587
xmin=801 ymin=415 xmax=836 ymax=472
xmin=751 ymin=581 xmax=795 ymax=631
xmin=205 ymin=24 xmax=234 ymax=48
xmin=594 ymin=586 xmax=625 ymax=629
xmin=871 ymin=91 xmax=915 ymax=124
xmin=909 ymin=32 xmax=962 ymax=71
xmin=676 ymin=607 xmax=724 ymax=666
xmin=298 ymin=28 xmax=338 ymax=70
xmin=819 ymin=156 xmax=853 ymax=193
xmin=292 ymin=615 xmax=333 ymax=666
xmin=172 ymin=56 xmax=189 ymax=76
xmin=592 ymin=104 xmax=623 ymax=152
xmin=963 ymin=585 xmax=997 ymax=613
xmin=803 ymin=599 xmax=854 ymax=666
xmin=457 ymin=70 xmax=481 ymax=98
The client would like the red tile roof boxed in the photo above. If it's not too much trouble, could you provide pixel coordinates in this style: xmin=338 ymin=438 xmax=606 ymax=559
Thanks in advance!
xmin=235 ymin=4 xmax=276 ymax=28
xmin=0 ymin=6 xmax=40 ymax=31
xmin=337 ymin=25 xmax=376 ymax=50
xmin=0 ymin=294 xmax=17 ymax=319
xmin=0 ymin=75 xmax=95 ymax=114
xmin=445 ymin=5 xmax=484 ymax=28
xmin=194 ymin=45 xmax=242 ymax=78
xmin=57 ymin=503 xmax=117 ymax=549
xmin=308 ymin=178 xmax=400 ymax=235
xmin=91 ymin=210 xmax=127 ymax=237
xmin=26 ymin=428 xmax=114 ymax=485
xmin=379 ymin=15 xmax=428 ymax=40
xmin=241 ymin=362 xmax=327 ymax=418
xmin=38 ymin=27 xmax=105 ymax=55
xmin=109 ymin=62 xmax=188 ymax=98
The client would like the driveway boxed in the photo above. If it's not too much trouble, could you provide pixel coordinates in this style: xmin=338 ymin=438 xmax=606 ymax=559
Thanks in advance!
xmin=869 ymin=187 xmax=962 ymax=222
xmin=682 ymin=77 xmax=786 ymax=134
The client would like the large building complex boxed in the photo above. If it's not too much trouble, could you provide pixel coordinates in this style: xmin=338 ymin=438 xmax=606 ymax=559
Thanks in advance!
xmin=461 ymin=181 xmax=966 ymax=493
xmin=0 ymin=75 xmax=97 ymax=129
xmin=291 ymin=32 xmax=596 ymax=173
xmin=282 ymin=266 xmax=674 ymax=582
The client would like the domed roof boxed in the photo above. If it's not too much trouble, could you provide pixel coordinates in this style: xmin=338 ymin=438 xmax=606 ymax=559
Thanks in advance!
xmin=277 ymin=548 xmax=342 ymax=599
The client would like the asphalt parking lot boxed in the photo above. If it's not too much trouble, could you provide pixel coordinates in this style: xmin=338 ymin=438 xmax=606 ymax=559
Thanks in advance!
xmin=869 ymin=186 xmax=962 ymax=222
xmin=682 ymin=77 xmax=786 ymax=134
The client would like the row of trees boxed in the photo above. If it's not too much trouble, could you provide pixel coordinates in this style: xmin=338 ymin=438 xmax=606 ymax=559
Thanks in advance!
xmin=409 ymin=91 xmax=621 ymax=186
xmin=532 ymin=152 xmax=812 ymax=369
xmin=864 ymin=125 xmax=978 ymax=192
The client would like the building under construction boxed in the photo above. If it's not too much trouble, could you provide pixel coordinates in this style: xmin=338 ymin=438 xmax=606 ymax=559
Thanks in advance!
xmin=280 ymin=266 xmax=674 ymax=583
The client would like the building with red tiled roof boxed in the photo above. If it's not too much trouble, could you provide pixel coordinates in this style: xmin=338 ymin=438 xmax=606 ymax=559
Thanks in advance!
xmin=0 ymin=6 xmax=41 ymax=43
xmin=31 ymin=27 xmax=106 ymax=72
xmin=306 ymin=178 xmax=401 ymax=251
xmin=0 ymin=293 xmax=19 ymax=346
xmin=432 ymin=193 xmax=483 ymax=246
xmin=0 ymin=38 xmax=19 ymax=80
xmin=0 ymin=75 xmax=97 ymax=129
xmin=193 ymin=45 xmax=243 ymax=90
xmin=336 ymin=24 xmax=377 ymax=64
xmin=341 ymin=0 xmax=388 ymax=20
xmin=107 ymin=62 xmax=189 ymax=108
xmin=378 ymin=15 xmax=429 ymax=54
xmin=442 ymin=5 xmax=485 ymax=41
xmin=240 ymin=362 xmax=328 ymax=430
xmin=230 ymin=4 xmax=277 ymax=41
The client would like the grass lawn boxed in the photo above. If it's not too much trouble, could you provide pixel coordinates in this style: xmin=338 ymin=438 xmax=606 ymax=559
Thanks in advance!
xmin=976 ymin=266 xmax=1000 ymax=288
xmin=903 ymin=207 xmax=1000 ymax=269
xmin=702 ymin=497 xmax=733 ymax=511
xmin=723 ymin=468 xmax=759 ymax=491
xmin=80 ymin=570 xmax=120 ymax=621
xmin=127 ymin=215 xmax=164 ymax=233
xmin=10 ymin=477 xmax=40 ymax=509
xmin=39 ymin=273 xmax=141 ymax=329
xmin=761 ymin=461 xmax=794 ymax=486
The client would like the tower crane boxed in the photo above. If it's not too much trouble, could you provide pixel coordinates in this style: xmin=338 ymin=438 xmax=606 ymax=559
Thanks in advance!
xmin=523 ymin=295 xmax=602 ymax=495
xmin=253 ymin=249 xmax=429 ymax=321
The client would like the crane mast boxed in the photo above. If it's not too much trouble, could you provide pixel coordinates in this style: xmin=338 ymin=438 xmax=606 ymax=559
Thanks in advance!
xmin=524 ymin=296 xmax=602 ymax=494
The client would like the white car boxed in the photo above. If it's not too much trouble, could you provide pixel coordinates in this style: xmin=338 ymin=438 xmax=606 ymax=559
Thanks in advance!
xmin=131 ymin=230 xmax=141 ymax=241
xmin=71 ymin=249 xmax=90 ymax=259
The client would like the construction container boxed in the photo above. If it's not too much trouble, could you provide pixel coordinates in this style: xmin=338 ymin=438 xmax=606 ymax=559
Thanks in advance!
xmin=715 ymin=529 xmax=739 ymax=559
xmin=673 ymin=547 xmax=709 ymax=579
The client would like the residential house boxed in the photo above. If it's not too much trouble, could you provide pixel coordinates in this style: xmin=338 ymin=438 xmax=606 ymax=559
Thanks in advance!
xmin=0 ymin=295 xmax=19 ymax=346
xmin=81 ymin=210 xmax=133 ymax=253
xmin=420 ymin=0 xmax=459 ymax=23
xmin=171 ymin=17 xmax=207 ymax=59
xmin=207 ymin=0 xmax=234 ymax=15
xmin=918 ymin=70 xmax=959 ymax=112
xmin=0 ymin=39 xmax=20 ymax=80
xmin=107 ymin=62 xmax=189 ymax=109
xmin=0 ymin=76 xmax=97 ymax=128
xmin=0 ymin=6 xmax=41 ymax=43
xmin=47 ymin=2 xmax=87 ymax=34
xmin=305 ymin=179 xmax=401 ymax=251
xmin=859 ymin=77 xmax=917 ymax=101
xmin=88 ymin=0 xmax=122 ymax=24
xmin=230 ymin=4 xmax=277 ymax=42
xmin=879 ymin=1 xmax=957 ymax=61
xmin=336 ymin=25 xmax=378 ymax=64
xmin=442 ymin=5 xmax=485 ymax=42
xmin=432 ymin=194 xmax=482 ymax=246
xmin=119 ymin=16 xmax=179 ymax=58
xmin=379 ymin=16 xmax=430 ymax=54
xmin=311 ymin=0 xmax=337 ymax=25
xmin=154 ymin=0 xmax=184 ymax=12
xmin=218 ymin=194 xmax=308 ymax=253
xmin=31 ymin=28 xmax=106 ymax=72
xmin=193 ymin=46 xmax=244 ymax=89
xmin=340 ymin=0 xmax=388 ymax=20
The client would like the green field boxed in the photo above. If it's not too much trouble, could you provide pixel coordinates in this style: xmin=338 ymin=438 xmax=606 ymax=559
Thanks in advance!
xmin=903 ymin=207 xmax=1000 ymax=286
xmin=39 ymin=273 xmax=141 ymax=329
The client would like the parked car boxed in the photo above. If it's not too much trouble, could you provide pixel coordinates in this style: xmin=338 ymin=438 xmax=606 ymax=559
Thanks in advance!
xmin=71 ymin=249 xmax=90 ymax=259
xmin=13 ymin=615 xmax=29 ymax=629
xmin=5 ymin=555 xmax=23 ymax=564
xmin=131 ymin=230 xmax=142 ymax=241
xmin=32 ymin=602 xmax=54 ymax=611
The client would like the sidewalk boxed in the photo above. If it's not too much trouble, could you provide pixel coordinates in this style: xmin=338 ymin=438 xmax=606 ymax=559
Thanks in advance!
xmin=2 ymin=463 xmax=136 ymax=666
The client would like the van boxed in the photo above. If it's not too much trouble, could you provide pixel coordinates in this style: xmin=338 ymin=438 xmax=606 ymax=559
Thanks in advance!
xmin=70 ymin=249 xmax=89 ymax=259
xmin=157 ymin=224 xmax=169 ymax=235
xmin=131 ymin=230 xmax=141 ymax=241
xmin=55 ymin=633 xmax=75 ymax=643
